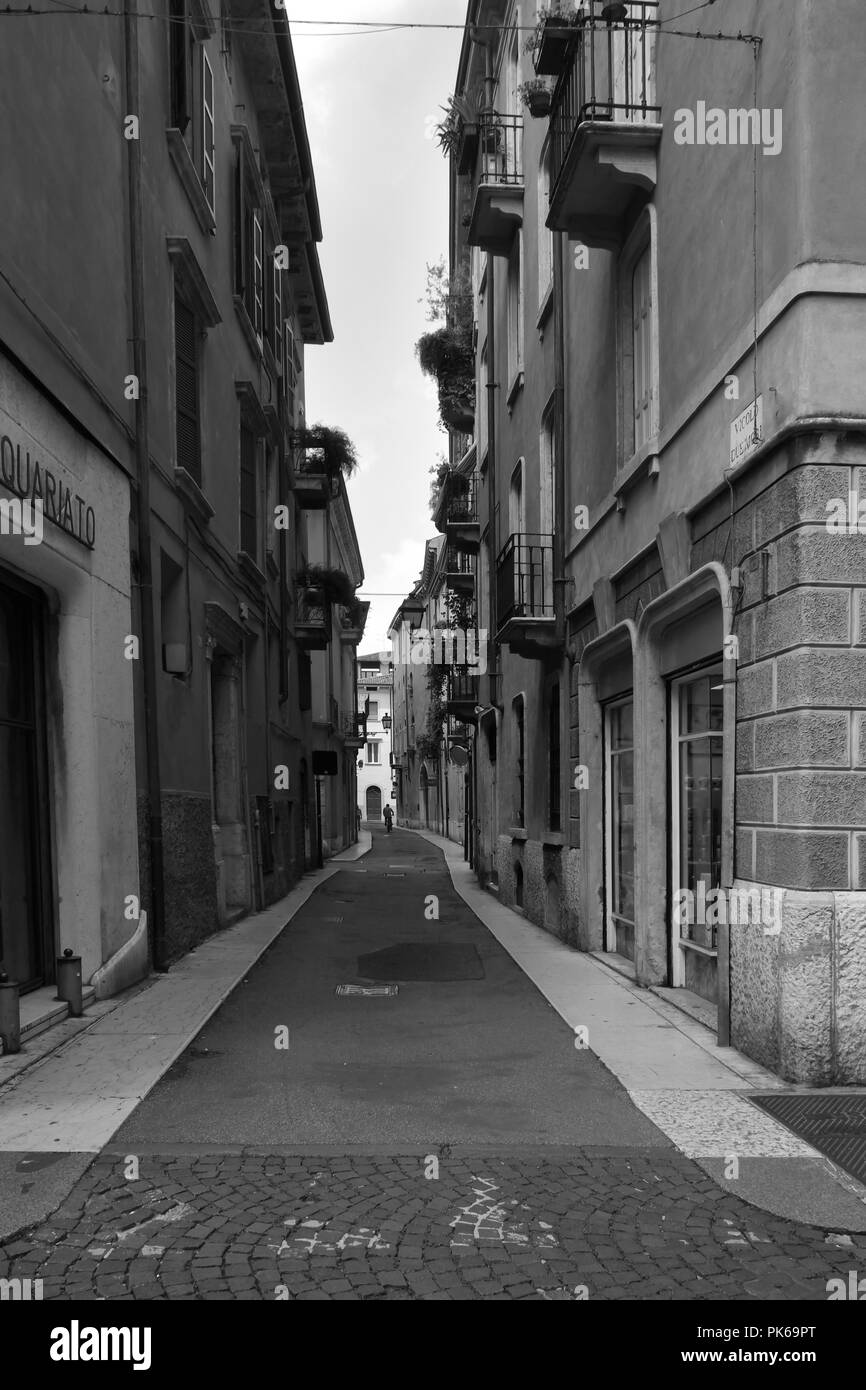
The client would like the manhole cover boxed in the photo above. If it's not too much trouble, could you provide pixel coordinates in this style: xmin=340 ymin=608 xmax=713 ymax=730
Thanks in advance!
xmin=357 ymin=943 xmax=484 ymax=983
xmin=749 ymin=1093 xmax=866 ymax=1185
xmin=335 ymin=984 xmax=399 ymax=997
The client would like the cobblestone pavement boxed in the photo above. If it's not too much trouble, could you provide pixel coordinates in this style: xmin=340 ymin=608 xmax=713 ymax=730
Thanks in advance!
xmin=2 ymin=1149 xmax=865 ymax=1301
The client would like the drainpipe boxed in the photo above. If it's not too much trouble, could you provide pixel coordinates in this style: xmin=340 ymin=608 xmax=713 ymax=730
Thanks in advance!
xmin=553 ymin=229 xmax=567 ymax=643
xmin=124 ymin=0 xmax=167 ymax=971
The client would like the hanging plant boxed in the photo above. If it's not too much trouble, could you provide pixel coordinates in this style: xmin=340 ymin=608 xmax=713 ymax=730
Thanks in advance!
xmin=433 ymin=88 xmax=487 ymax=170
xmin=295 ymin=425 xmax=359 ymax=479
xmin=518 ymin=78 xmax=554 ymax=118
xmin=296 ymin=564 xmax=356 ymax=609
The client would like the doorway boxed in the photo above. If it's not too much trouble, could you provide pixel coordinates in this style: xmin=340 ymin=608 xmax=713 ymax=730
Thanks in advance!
xmin=0 ymin=575 xmax=52 ymax=990
xmin=670 ymin=665 xmax=724 ymax=1001
xmin=365 ymin=785 xmax=382 ymax=822
xmin=604 ymin=696 xmax=635 ymax=960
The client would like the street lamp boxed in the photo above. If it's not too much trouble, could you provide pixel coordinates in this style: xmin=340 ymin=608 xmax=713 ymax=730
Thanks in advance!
xmin=381 ymin=712 xmax=392 ymax=733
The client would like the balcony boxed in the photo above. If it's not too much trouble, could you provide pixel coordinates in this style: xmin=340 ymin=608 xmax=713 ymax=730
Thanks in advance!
xmin=496 ymin=533 xmax=558 ymax=657
xmin=295 ymin=588 xmax=332 ymax=651
xmin=444 ymin=545 xmax=475 ymax=596
xmin=446 ymin=666 xmax=480 ymax=724
xmin=467 ymin=113 xmax=524 ymax=256
xmin=548 ymin=2 xmax=661 ymax=248
xmin=433 ymin=473 xmax=480 ymax=553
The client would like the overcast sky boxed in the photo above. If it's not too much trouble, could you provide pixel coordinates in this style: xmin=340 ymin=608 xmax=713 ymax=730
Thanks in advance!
xmin=292 ymin=1 xmax=468 ymax=658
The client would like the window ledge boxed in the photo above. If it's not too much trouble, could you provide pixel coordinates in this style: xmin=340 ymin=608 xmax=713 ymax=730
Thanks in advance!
xmin=506 ymin=370 xmax=525 ymax=410
xmin=233 ymin=294 xmax=264 ymax=363
xmin=237 ymin=551 xmax=266 ymax=588
xmin=541 ymin=831 xmax=565 ymax=847
xmin=166 ymin=129 xmax=216 ymax=236
xmin=536 ymin=281 xmax=554 ymax=332
xmin=614 ymin=435 xmax=660 ymax=498
xmin=509 ymin=826 xmax=529 ymax=841
xmin=174 ymin=467 xmax=214 ymax=523
xmin=678 ymin=939 xmax=719 ymax=959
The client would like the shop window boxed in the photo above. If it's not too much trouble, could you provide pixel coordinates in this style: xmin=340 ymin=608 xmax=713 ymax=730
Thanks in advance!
xmin=605 ymin=697 xmax=635 ymax=956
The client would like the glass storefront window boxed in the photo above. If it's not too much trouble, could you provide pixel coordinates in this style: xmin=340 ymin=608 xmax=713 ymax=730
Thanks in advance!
xmin=675 ymin=670 xmax=724 ymax=951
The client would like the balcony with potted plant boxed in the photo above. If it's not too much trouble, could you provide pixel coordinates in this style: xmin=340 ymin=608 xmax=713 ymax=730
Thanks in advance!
xmin=465 ymin=110 xmax=524 ymax=255
xmin=416 ymin=277 xmax=476 ymax=437
xmin=434 ymin=89 xmax=485 ymax=177
xmin=294 ymin=564 xmax=355 ymax=651
xmin=290 ymin=424 xmax=359 ymax=509
xmin=547 ymin=0 xmax=662 ymax=248
xmin=433 ymin=469 xmax=480 ymax=553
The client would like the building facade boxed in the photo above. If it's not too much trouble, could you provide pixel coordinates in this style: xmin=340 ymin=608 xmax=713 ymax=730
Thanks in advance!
xmin=0 ymin=5 xmax=365 ymax=1017
xmin=356 ymin=652 xmax=395 ymax=823
xmin=411 ymin=0 xmax=866 ymax=1083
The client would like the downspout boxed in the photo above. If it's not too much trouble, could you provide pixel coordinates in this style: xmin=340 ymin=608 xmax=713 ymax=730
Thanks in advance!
xmin=553 ymin=228 xmax=567 ymax=643
xmin=124 ymin=0 xmax=167 ymax=971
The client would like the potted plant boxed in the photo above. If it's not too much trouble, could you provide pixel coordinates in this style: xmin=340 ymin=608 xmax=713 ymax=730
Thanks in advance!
xmin=524 ymin=3 xmax=585 ymax=77
xmin=434 ymin=90 xmax=486 ymax=174
xmin=519 ymin=78 xmax=554 ymax=118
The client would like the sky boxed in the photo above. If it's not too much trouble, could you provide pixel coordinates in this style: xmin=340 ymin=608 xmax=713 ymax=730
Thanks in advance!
xmin=291 ymin=1 xmax=469 ymax=658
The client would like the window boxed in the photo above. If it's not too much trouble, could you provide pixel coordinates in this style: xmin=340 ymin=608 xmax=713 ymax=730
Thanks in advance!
xmin=513 ymin=695 xmax=525 ymax=827
xmin=509 ymin=460 xmax=525 ymax=537
xmin=283 ymin=319 xmax=297 ymax=416
xmin=160 ymin=551 xmax=187 ymax=676
xmin=201 ymin=48 xmax=215 ymax=212
xmin=366 ymin=742 xmax=381 ymax=765
xmin=618 ymin=213 xmax=659 ymax=466
xmin=540 ymin=408 xmax=554 ymax=537
xmin=632 ymin=244 xmax=653 ymax=452
xmin=169 ymin=0 xmax=215 ymax=210
xmin=507 ymin=236 xmax=524 ymax=387
xmin=239 ymin=423 xmax=258 ymax=559
xmin=548 ymin=681 xmax=561 ymax=831
xmin=478 ymin=343 xmax=488 ymax=459
xmin=271 ymin=254 xmax=283 ymax=371
xmin=538 ymin=146 xmax=554 ymax=305
xmin=367 ymin=700 xmax=379 ymax=720
xmin=174 ymin=292 xmax=201 ymax=483
xmin=265 ymin=447 xmax=278 ymax=563
xmin=233 ymin=137 xmax=266 ymax=349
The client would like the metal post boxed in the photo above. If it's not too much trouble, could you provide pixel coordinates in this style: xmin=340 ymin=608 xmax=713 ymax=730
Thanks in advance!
xmin=56 ymin=948 xmax=83 ymax=1018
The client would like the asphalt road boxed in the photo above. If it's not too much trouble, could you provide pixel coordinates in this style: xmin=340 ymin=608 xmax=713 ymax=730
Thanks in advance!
xmin=114 ymin=827 xmax=667 ymax=1150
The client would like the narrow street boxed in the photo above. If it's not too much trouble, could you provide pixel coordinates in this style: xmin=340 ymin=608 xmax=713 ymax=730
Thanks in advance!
xmin=2 ymin=829 xmax=865 ymax=1303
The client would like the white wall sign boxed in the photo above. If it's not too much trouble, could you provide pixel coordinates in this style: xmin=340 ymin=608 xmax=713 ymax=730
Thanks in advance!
xmin=729 ymin=395 xmax=763 ymax=468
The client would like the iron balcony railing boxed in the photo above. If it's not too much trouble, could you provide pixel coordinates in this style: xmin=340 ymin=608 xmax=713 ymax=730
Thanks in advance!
xmin=444 ymin=472 xmax=478 ymax=526
xmin=551 ymin=1 xmax=660 ymax=193
xmin=476 ymin=111 xmax=523 ymax=189
xmin=449 ymin=666 xmax=479 ymax=706
xmin=496 ymin=533 xmax=555 ymax=628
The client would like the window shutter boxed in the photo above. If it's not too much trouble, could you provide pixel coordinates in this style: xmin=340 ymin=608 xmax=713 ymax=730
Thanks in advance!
xmin=201 ymin=48 xmax=215 ymax=211
xmin=632 ymin=246 xmax=653 ymax=451
xmin=240 ymin=423 xmax=258 ymax=558
xmin=234 ymin=145 xmax=246 ymax=298
xmin=174 ymin=294 xmax=200 ymax=483
xmin=253 ymin=211 xmax=264 ymax=340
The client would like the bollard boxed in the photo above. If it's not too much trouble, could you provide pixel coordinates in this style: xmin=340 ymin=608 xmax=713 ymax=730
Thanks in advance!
xmin=56 ymin=948 xmax=83 ymax=1018
xmin=0 ymin=972 xmax=21 ymax=1054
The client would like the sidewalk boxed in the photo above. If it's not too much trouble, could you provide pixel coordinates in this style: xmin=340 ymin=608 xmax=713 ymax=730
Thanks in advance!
xmin=406 ymin=827 xmax=866 ymax=1232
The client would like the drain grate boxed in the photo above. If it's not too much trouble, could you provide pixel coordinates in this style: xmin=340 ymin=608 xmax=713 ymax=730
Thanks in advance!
xmin=335 ymin=983 xmax=398 ymax=997
xmin=749 ymin=1093 xmax=866 ymax=1185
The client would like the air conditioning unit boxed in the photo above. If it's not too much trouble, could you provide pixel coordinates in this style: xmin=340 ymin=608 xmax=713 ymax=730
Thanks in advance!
xmin=163 ymin=643 xmax=187 ymax=675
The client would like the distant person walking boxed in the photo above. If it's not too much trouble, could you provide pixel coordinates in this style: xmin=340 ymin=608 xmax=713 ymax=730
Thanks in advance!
xmin=383 ymin=804 xmax=394 ymax=834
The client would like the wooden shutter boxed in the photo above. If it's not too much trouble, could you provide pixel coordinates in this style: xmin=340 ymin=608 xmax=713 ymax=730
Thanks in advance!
xmin=201 ymin=48 xmax=215 ymax=211
xmin=234 ymin=145 xmax=246 ymax=298
xmin=174 ymin=294 xmax=200 ymax=483
xmin=239 ymin=423 xmax=258 ymax=558
xmin=632 ymin=245 xmax=653 ymax=451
